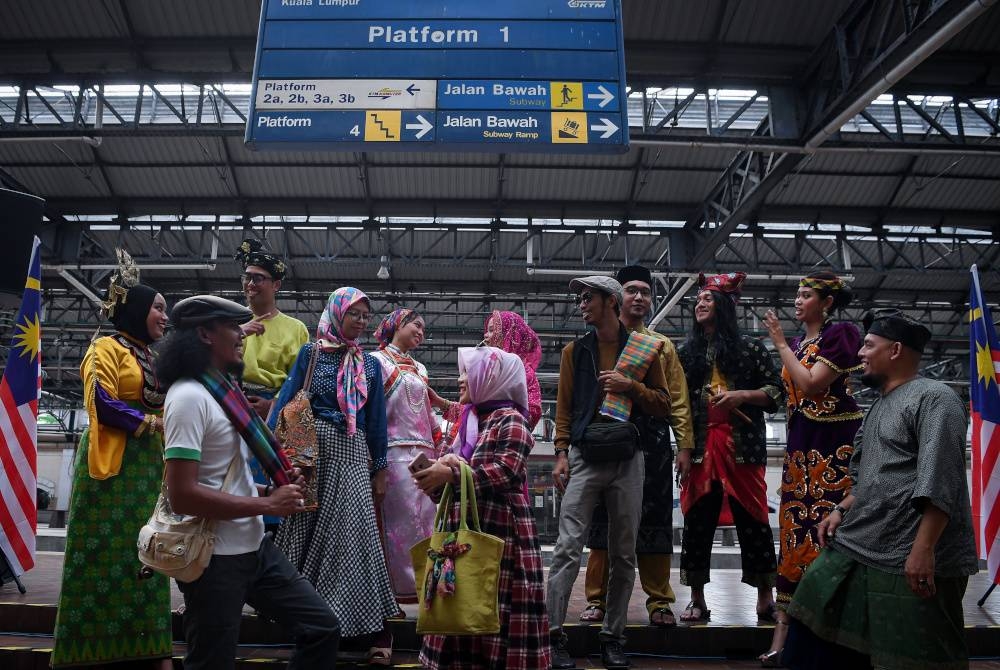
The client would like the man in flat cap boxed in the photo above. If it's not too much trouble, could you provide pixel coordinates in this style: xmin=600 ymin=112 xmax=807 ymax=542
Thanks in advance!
xmin=547 ymin=275 xmax=672 ymax=668
xmin=783 ymin=309 xmax=977 ymax=669
xmin=582 ymin=265 xmax=693 ymax=628
xmin=157 ymin=295 xmax=340 ymax=669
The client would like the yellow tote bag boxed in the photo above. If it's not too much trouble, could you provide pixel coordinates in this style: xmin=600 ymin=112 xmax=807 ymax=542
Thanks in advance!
xmin=410 ymin=463 xmax=505 ymax=635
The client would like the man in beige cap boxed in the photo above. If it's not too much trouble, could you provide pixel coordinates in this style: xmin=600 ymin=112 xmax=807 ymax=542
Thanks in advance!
xmin=547 ymin=276 xmax=672 ymax=669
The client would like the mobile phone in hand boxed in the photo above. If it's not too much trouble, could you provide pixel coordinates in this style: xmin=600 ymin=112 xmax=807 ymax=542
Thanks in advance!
xmin=408 ymin=452 xmax=433 ymax=474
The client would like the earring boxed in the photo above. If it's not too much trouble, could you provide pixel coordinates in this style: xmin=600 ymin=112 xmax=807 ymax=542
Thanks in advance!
xmin=822 ymin=309 xmax=829 ymax=319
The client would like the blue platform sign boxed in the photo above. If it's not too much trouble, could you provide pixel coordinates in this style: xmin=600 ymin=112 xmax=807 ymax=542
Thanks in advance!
xmin=246 ymin=0 xmax=628 ymax=154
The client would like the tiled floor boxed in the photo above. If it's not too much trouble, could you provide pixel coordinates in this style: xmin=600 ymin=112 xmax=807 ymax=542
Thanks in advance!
xmin=2 ymin=551 xmax=999 ymax=668
xmin=5 ymin=551 xmax=999 ymax=627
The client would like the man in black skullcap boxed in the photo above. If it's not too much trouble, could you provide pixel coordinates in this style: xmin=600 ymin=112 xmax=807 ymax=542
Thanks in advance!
xmin=157 ymin=295 xmax=340 ymax=669
xmin=782 ymin=309 xmax=978 ymax=669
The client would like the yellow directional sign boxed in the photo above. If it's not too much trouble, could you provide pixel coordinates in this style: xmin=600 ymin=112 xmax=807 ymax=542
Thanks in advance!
xmin=550 ymin=81 xmax=583 ymax=110
xmin=364 ymin=110 xmax=401 ymax=141
xmin=551 ymin=112 xmax=588 ymax=143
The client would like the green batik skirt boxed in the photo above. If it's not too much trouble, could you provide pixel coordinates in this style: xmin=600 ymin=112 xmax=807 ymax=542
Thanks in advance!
xmin=787 ymin=548 xmax=969 ymax=670
xmin=51 ymin=421 xmax=172 ymax=667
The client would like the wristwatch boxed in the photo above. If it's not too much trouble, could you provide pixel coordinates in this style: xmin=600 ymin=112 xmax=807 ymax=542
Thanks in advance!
xmin=554 ymin=448 xmax=569 ymax=458
xmin=833 ymin=504 xmax=849 ymax=517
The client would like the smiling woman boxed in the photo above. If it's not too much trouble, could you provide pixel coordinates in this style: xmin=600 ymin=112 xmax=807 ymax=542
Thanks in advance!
xmin=51 ymin=249 xmax=173 ymax=669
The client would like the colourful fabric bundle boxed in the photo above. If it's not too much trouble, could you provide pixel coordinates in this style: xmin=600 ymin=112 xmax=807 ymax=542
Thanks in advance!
xmin=198 ymin=368 xmax=292 ymax=486
xmin=599 ymin=331 xmax=664 ymax=422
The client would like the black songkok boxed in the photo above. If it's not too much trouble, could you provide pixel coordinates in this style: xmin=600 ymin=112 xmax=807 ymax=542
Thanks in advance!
xmin=616 ymin=264 xmax=653 ymax=287
xmin=234 ymin=238 xmax=287 ymax=280
xmin=862 ymin=308 xmax=932 ymax=353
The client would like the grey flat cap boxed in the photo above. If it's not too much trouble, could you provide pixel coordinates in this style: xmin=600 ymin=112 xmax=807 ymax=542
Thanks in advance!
xmin=569 ymin=275 xmax=623 ymax=304
xmin=171 ymin=295 xmax=252 ymax=328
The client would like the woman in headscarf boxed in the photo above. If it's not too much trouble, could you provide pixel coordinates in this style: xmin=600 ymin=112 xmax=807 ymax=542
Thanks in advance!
xmin=52 ymin=251 xmax=173 ymax=669
xmin=676 ymin=272 xmax=783 ymax=628
xmin=371 ymin=308 xmax=447 ymax=608
xmin=432 ymin=310 xmax=543 ymax=436
xmin=758 ymin=271 xmax=862 ymax=666
xmin=270 ymin=287 xmax=397 ymax=665
xmin=414 ymin=346 xmax=551 ymax=670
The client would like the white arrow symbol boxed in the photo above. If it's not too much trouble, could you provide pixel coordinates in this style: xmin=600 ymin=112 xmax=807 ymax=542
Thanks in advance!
xmin=590 ymin=117 xmax=619 ymax=139
xmin=586 ymin=85 xmax=615 ymax=108
xmin=405 ymin=114 xmax=433 ymax=140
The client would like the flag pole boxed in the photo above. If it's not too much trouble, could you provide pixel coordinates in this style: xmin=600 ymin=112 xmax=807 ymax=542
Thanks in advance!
xmin=971 ymin=264 xmax=997 ymax=606
xmin=978 ymin=583 xmax=995 ymax=607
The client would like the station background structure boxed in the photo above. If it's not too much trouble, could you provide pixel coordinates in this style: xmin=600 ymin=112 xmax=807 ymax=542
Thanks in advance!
xmin=0 ymin=0 xmax=998 ymax=414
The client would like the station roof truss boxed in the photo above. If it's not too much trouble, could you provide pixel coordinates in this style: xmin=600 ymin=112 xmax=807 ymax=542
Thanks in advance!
xmin=0 ymin=0 xmax=997 ymax=407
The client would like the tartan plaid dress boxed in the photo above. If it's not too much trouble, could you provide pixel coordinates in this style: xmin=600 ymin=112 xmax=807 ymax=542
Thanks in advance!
xmin=419 ymin=408 xmax=552 ymax=670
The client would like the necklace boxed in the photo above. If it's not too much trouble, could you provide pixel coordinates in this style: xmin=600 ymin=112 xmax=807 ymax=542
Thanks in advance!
xmin=402 ymin=372 xmax=427 ymax=413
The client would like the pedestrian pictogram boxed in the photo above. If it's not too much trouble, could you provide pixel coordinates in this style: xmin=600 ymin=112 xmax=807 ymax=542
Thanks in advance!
xmin=550 ymin=82 xmax=583 ymax=110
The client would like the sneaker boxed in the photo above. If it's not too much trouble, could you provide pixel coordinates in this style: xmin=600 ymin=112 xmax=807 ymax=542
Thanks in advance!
xmin=601 ymin=641 xmax=630 ymax=668
xmin=551 ymin=630 xmax=575 ymax=669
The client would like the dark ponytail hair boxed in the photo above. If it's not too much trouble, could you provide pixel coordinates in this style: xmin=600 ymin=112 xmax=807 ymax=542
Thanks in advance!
xmin=803 ymin=271 xmax=853 ymax=311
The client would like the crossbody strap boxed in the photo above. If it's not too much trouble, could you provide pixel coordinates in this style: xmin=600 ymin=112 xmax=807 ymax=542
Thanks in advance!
xmin=302 ymin=341 xmax=320 ymax=396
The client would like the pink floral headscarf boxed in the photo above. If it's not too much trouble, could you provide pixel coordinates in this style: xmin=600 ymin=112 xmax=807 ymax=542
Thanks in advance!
xmin=373 ymin=308 xmax=415 ymax=349
xmin=484 ymin=311 xmax=542 ymax=429
xmin=454 ymin=346 xmax=528 ymax=461
xmin=316 ymin=287 xmax=369 ymax=434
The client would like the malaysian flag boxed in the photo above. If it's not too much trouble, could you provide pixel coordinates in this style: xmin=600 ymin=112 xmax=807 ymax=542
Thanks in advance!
xmin=970 ymin=264 xmax=1000 ymax=585
xmin=0 ymin=236 xmax=41 ymax=576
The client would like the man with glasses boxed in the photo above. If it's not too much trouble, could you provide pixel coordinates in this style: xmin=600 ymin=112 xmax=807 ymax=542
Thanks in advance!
xmin=547 ymin=275 xmax=672 ymax=669
xmin=581 ymin=265 xmax=694 ymax=628
xmin=234 ymin=239 xmax=309 ymax=532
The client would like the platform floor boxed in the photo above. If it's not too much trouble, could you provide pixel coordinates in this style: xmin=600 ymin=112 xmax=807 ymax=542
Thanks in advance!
xmin=2 ymin=551 xmax=998 ymax=668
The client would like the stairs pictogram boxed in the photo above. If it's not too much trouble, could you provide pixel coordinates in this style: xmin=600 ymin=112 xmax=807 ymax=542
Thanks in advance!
xmin=370 ymin=113 xmax=395 ymax=139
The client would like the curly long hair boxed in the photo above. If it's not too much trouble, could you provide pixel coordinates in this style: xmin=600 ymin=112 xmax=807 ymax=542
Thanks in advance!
xmin=685 ymin=290 xmax=744 ymax=383
xmin=154 ymin=328 xmax=213 ymax=390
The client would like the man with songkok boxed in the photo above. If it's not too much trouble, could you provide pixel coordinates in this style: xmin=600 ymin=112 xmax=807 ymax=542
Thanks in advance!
xmin=582 ymin=265 xmax=694 ymax=627
xmin=234 ymin=239 xmax=309 ymax=532
xmin=784 ymin=309 xmax=978 ymax=670
xmin=547 ymin=275 xmax=672 ymax=669
xmin=233 ymin=238 xmax=309 ymax=422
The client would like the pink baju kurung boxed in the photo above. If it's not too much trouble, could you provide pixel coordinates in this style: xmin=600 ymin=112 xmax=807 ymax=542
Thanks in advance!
xmin=371 ymin=344 xmax=445 ymax=602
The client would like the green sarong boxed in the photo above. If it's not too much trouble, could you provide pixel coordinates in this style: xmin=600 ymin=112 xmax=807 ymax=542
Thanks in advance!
xmin=51 ymin=412 xmax=173 ymax=667
xmin=787 ymin=548 xmax=969 ymax=670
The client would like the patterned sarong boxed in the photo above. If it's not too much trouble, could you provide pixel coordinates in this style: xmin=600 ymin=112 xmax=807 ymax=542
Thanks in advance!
xmin=599 ymin=331 xmax=663 ymax=421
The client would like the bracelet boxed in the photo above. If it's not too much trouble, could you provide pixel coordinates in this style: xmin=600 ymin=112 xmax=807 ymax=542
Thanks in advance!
xmin=833 ymin=504 xmax=848 ymax=517
xmin=264 ymin=484 xmax=274 ymax=497
xmin=554 ymin=448 xmax=569 ymax=458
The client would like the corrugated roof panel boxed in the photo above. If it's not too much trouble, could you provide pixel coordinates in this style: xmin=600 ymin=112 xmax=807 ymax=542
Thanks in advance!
xmin=623 ymin=0 xmax=727 ymax=43
xmin=913 ymin=155 xmax=1000 ymax=178
xmin=127 ymin=0 xmax=260 ymax=37
xmin=504 ymin=168 xmax=632 ymax=201
xmin=0 ymin=140 xmax=92 ymax=165
xmin=0 ymin=1 xmax=123 ymax=39
xmin=940 ymin=3 xmax=1000 ymax=52
xmin=229 ymin=139 xmax=359 ymax=166
xmin=10 ymin=165 xmax=110 ymax=198
xmin=893 ymin=177 xmax=1000 ymax=211
xmin=635 ymin=169 xmax=718 ymax=203
xmin=720 ymin=0 xmax=852 ymax=46
xmin=804 ymin=152 xmax=912 ymax=175
xmin=766 ymin=175 xmax=898 ymax=207
xmin=107 ymin=166 xmax=234 ymax=197
xmin=235 ymin=166 xmax=365 ymax=199
xmin=375 ymin=151 xmax=497 ymax=166
xmin=507 ymin=151 xmax=636 ymax=169
xmin=369 ymin=166 xmax=495 ymax=200
xmin=97 ymin=136 xmax=223 ymax=164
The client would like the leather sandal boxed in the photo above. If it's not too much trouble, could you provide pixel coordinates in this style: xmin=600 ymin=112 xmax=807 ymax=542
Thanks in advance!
xmin=758 ymin=649 xmax=784 ymax=667
xmin=649 ymin=607 xmax=677 ymax=627
xmin=679 ymin=601 xmax=710 ymax=623
xmin=579 ymin=604 xmax=605 ymax=622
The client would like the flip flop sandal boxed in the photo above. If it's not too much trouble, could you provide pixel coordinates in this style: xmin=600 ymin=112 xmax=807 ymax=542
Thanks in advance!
xmin=649 ymin=607 xmax=677 ymax=627
xmin=679 ymin=601 xmax=711 ymax=623
xmin=758 ymin=649 xmax=784 ymax=667
xmin=579 ymin=605 xmax=605 ymax=622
